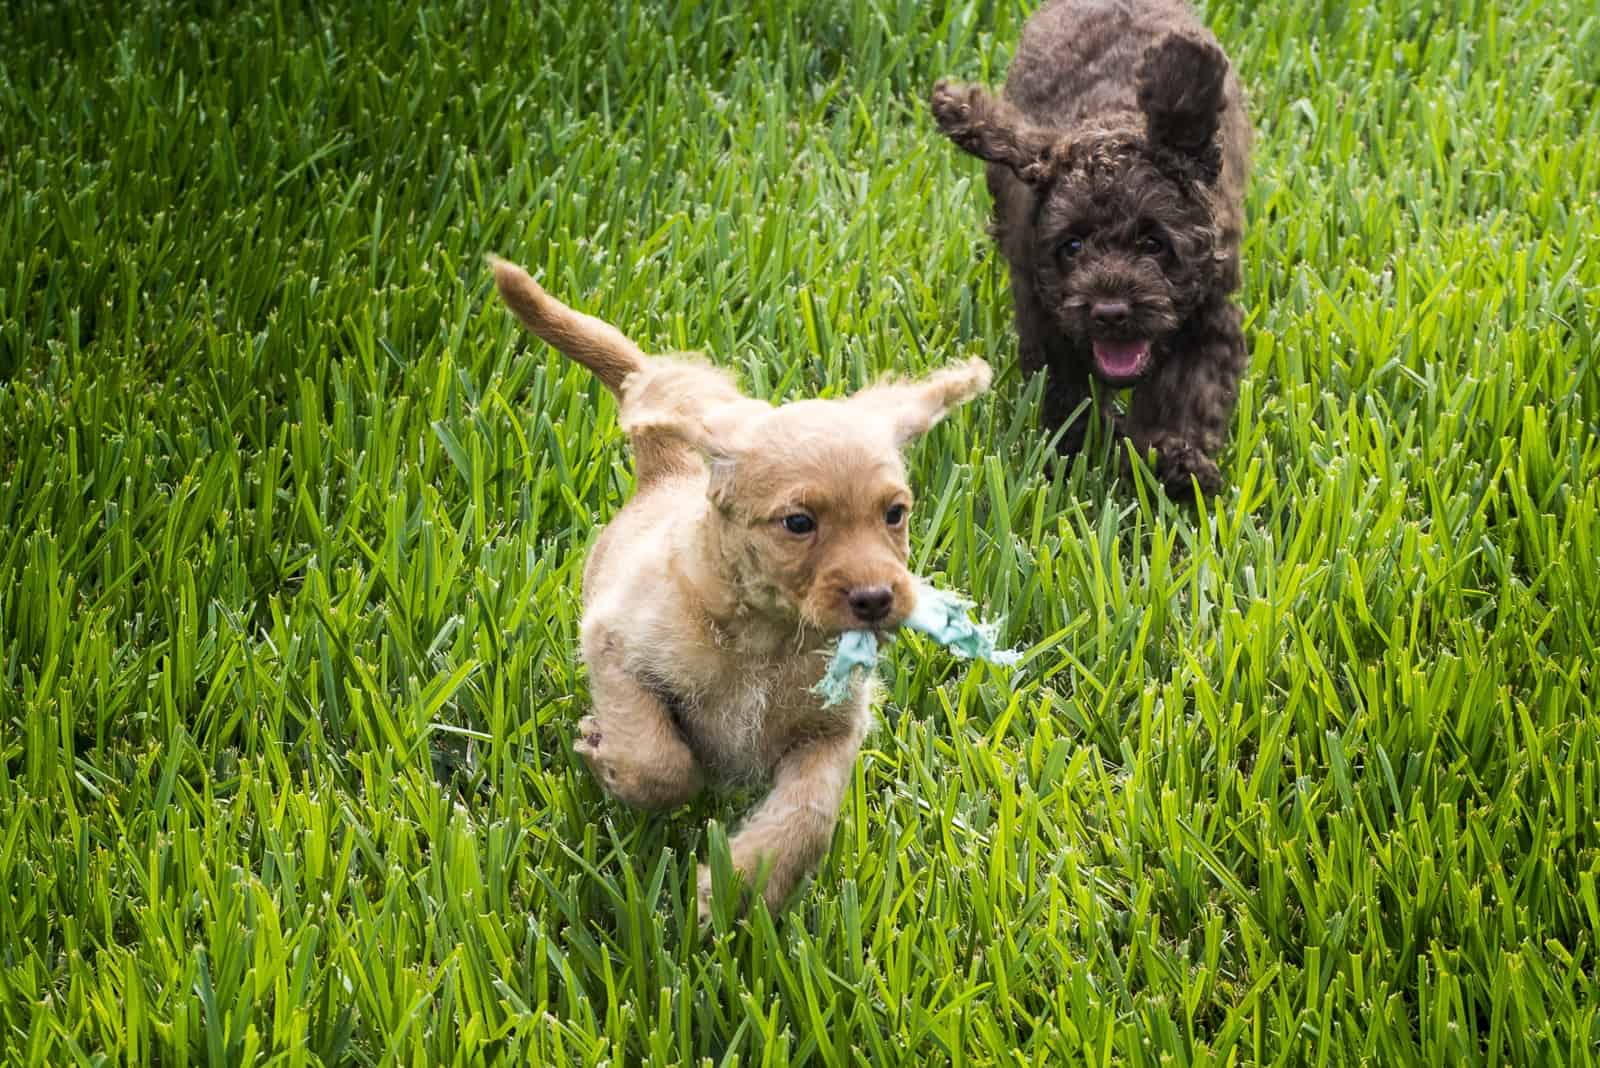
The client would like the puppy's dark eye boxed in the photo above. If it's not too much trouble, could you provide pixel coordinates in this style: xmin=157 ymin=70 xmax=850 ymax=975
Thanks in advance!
xmin=1139 ymin=234 xmax=1167 ymax=256
xmin=781 ymin=513 xmax=816 ymax=535
xmin=1058 ymin=236 xmax=1085 ymax=260
xmin=885 ymin=504 xmax=908 ymax=527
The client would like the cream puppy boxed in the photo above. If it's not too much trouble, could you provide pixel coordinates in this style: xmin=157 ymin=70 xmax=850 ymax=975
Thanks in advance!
xmin=491 ymin=256 xmax=991 ymax=915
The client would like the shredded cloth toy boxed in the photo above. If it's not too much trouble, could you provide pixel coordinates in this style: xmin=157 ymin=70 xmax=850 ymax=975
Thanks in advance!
xmin=813 ymin=582 xmax=1021 ymax=706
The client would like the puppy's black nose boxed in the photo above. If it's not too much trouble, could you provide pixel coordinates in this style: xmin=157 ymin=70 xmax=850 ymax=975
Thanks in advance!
xmin=847 ymin=586 xmax=894 ymax=624
xmin=1091 ymin=301 xmax=1131 ymax=327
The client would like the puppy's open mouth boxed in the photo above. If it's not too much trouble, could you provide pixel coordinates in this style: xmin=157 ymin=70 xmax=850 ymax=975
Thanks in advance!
xmin=1091 ymin=338 xmax=1153 ymax=385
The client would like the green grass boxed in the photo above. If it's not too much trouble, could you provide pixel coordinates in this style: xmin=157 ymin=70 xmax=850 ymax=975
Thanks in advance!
xmin=2 ymin=0 xmax=1598 ymax=1062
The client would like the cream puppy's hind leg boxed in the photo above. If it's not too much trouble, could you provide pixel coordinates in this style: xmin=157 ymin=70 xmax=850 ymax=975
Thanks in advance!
xmin=578 ymin=655 xmax=705 ymax=811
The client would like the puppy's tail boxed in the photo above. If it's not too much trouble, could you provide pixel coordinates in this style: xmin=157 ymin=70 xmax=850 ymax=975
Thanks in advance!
xmin=489 ymin=255 xmax=645 ymax=395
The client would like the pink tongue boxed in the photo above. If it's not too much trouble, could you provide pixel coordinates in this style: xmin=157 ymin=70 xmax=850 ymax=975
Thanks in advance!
xmin=1092 ymin=338 xmax=1151 ymax=377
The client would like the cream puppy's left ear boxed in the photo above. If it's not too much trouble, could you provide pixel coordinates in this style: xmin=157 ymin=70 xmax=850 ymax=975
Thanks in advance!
xmin=851 ymin=357 xmax=993 ymax=446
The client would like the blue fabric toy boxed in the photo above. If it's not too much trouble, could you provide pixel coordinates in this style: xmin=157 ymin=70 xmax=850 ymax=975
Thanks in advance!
xmin=812 ymin=582 xmax=1021 ymax=706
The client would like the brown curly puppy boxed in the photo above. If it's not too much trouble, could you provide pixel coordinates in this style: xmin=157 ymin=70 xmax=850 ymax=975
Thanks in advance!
xmin=931 ymin=0 xmax=1250 ymax=497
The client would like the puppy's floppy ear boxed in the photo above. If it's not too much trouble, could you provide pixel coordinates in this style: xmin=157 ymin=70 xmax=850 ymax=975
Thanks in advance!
xmin=1137 ymin=34 xmax=1230 ymax=184
xmin=931 ymin=81 xmax=1061 ymax=185
xmin=852 ymin=358 xmax=993 ymax=447
xmin=616 ymin=358 xmax=766 ymax=460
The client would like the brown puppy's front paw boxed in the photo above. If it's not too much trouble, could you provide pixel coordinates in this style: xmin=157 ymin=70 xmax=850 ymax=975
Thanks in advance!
xmin=929 ymin=79 xmax=972 ymax=130
xmin=930 ymin=80 xmax=996 ymax=152
xmin=1154 ymin=441 xmax=1223 ymax=498
xmin=1123 ymin=434 xmax=1223 ymax=498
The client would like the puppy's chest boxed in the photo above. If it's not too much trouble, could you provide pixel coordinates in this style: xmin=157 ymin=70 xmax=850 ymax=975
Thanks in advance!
xmin=662 ymin=651 xmax=839 ymax=780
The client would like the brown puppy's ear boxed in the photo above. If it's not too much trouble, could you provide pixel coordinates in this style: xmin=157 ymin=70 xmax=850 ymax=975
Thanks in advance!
xmin=852 ymin=358 xmax=993 ymax=447
xmin=930 ymin=81 xmax=1062 ymax=185
xmin=1137 ymin=35 xmax=1229 ymax=185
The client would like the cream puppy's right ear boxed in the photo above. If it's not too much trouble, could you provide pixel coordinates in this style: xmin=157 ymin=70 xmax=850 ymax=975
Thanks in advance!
xmin=615 ymin=359 xmax=769 ymax=487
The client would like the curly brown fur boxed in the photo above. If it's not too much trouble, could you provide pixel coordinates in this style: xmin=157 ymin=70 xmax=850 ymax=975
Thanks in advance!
xmin=931 ymin=0 xmax=1251 ymax=498
xmin=491 ymin=256 xmax=992 ymax=918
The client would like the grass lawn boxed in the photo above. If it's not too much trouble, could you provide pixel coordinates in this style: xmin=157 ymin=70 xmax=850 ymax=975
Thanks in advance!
xmin=3 ymin=0 xmax=1599 ymax=1062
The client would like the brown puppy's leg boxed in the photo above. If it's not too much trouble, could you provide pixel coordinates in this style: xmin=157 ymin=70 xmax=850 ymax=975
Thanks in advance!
xmin=1122 ymin=297 xmax=1246 ymax=497
xmin=698 ymin=726 xmax=864 ymax=917
xmin=577 ymin=658 xmax=704 ymax=811
xmin=930 ymin=80 xmax=1057 ymax=183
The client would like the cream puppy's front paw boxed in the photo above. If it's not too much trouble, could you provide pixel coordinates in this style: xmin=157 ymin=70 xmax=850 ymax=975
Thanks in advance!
xmin=573 ymin=713 xmax=705 ymax=811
